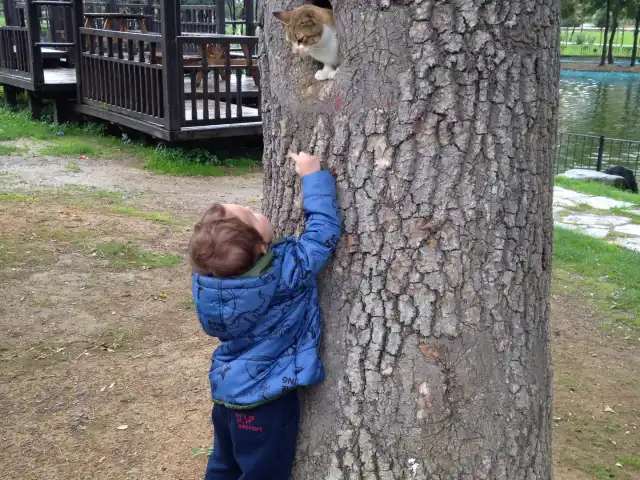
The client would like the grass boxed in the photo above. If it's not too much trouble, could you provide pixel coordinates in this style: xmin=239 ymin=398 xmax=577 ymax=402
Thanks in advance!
xmin=140 ymin=147 xmax=257 ymax=176
xmin=109 ymin=205 xmax=184 ymax=226
xmin=561 ymin=44 xmax=637 ymax=59
xmin=62 ymin=161 xmax=83 ymax=173
xmin=0 ymin=144 xmax=19 ymax=155
xmin=561 ymin=28 xmax=639 ymax=47
xmin=553 ymin=227 xmax=640 ymax=329
xmin=0 ymin=104 xmax=260 ymax=176
xmin=42 ymin=143 xmax=98 ymax=157
xmin=555 ymin=176 xmax=640 ymax=205
xmin=618 ymin=457 xmax=640 ymax=469
xmin=94 ymin=242 xmax=180 ymax=270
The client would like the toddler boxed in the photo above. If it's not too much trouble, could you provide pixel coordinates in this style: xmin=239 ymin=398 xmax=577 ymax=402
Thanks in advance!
xmin=189 ymin=152 xmax=341 ymax=480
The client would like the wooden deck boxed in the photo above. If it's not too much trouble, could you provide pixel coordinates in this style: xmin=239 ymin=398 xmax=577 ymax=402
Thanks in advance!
xmin=183 ymin=98 xmax=259 ymax=121
xmin=74 ymin=98 xmax=261 ymax=141
xmin=183 ymin=73 xmax=259 ymax=97
xmin=0 ymin=66 xmax=76 ymax=92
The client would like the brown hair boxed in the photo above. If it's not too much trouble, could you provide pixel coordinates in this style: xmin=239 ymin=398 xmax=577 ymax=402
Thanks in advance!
xmin=188 ymin=203 xmax=265 ymax=278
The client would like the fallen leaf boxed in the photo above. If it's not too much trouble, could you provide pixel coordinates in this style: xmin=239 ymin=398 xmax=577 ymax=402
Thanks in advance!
xmin=109 ymin=382 xmax=115 ymax=389
xmin=117 ymin=425 xmax=128 ymax=430
xmin=100 ymin=386 xmax=106 ymax=392
xmin=604 ymin=406 xmax=616 ymax=414
xmin=615 ymin=463 xmax=623 ymax=468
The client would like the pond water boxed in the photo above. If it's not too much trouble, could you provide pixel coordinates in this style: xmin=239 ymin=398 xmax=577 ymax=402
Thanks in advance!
xmin=559 ymin=70 xmax=640 ymax=141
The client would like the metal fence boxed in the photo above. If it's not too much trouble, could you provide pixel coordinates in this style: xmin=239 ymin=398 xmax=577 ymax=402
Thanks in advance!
xmin=555 ymin=133 xmax=640 ymax=176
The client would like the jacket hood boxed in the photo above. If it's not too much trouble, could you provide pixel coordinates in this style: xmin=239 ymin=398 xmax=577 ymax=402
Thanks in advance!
xmin=192 ymin=246 xmax=285 ymax=342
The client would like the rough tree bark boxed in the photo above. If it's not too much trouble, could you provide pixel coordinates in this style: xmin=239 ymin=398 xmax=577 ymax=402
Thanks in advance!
xmin=259 ymin=0 xmax=558 ymax=477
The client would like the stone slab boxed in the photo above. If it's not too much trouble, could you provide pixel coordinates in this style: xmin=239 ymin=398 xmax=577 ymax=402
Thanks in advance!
xmin=614 ymin=237 xmax=640 ymax=252
xmin=559 ymin=168 xmax=625 ymax=186
xmin=562 ymin=213 xmax=629 ymax=228
xmin=554 ymin=187 xmax=633 ymax=210
xmin=613 ymin=224 xmax=640 ymax=236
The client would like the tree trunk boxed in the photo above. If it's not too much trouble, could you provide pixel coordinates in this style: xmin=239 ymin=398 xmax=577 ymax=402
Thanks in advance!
xmin=632 ymin=4 xmax=640 ymax=66
xmin=607 ymin=0 xmax=622 ymax=64
xmin=602 ymin=0 xmax=612 ymax=65
xmin=260 ymin=0 xmax=557 ymax=477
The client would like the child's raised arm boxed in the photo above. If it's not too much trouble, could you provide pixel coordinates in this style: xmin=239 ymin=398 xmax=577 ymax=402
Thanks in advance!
xmin=282 ymin=152 xmax=342 ymax=287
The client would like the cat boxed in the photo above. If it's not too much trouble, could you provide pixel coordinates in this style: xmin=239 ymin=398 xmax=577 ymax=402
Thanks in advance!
xmin=273 ymin=5 xmax=339 ymax=81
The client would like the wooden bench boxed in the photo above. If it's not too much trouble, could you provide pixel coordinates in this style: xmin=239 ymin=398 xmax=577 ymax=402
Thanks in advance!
xmin=83 ymin=13 xmax=151 ymax=33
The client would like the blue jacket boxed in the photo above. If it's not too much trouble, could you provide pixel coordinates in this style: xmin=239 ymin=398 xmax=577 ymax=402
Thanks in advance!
xmin=192 ymin=170 xmax=341 ymax=408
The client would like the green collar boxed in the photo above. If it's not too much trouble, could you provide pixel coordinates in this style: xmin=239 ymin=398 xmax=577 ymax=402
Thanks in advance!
xmin=238 ymin=238 xmax=285 ymax=278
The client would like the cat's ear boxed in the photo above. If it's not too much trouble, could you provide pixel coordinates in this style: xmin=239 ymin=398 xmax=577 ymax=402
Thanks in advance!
xmin=273 ymin=10 xmax=294 ymax=23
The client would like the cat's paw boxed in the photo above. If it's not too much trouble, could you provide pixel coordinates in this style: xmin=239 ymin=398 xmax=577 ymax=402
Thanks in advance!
xmin=315 ymin=69 xmax=330 ymax=81
xmin=327 ymin=69 xmax=337 ymax=80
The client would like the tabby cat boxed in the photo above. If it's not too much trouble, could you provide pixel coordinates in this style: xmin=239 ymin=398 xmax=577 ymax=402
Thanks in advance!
xmin=273 ymin=5 xmax=339 ymax=81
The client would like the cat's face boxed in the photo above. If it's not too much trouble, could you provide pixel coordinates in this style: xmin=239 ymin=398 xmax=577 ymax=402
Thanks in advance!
xmin=273 ymin=6 xmax=334 ymax=56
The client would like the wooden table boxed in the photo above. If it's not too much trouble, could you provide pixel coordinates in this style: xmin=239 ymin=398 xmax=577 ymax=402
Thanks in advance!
xmin=83 ymin=13 xmax=151 ymax=33
xmin=149 ymin=35 xmax=259 ymax=89
xmin=184 ymin=33 xmax=259 ymax=88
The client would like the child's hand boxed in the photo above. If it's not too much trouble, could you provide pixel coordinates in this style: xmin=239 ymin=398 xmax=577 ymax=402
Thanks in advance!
xmin=289 ymin=151 xmax=320 ymax=177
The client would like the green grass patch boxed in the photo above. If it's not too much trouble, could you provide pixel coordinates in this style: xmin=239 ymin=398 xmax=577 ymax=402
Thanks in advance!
xmin=618 ymin=457 xmax=640 ymax=469
xmin=57 ymin=185 xmax=123 ymax=203
xmin=610 ymin=207 xmax=640 ymax=224
xmin=0 ymin=106 xmax=260 ymax=177
xmin=0 ymin=192 xmax=33 ymax=202
xmin=94 ymin=242 xmax=180 ymax=269
xmin=553 ymin=227 xmax=640 ymax=329
xmin=62 ymin=161 xmax=83 ymax=173
xmin=42 ymin=143 xmax=98 ymax=157
xmin=555 ymin=176 xmax=640 ymax=205
xmin=0 ymin=144 xmax=19 ymax=155
xmin=141 ymin=147 xmax=257 ymax=176
xmin=109 ymin=205 xmax=183 ymax=226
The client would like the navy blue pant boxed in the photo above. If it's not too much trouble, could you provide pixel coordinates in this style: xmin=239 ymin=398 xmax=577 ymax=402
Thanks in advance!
xmin=204 ymin=390 xmax=300 ymax=480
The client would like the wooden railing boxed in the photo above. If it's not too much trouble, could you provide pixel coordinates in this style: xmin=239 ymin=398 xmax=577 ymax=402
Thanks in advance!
xmin=78 ymin=28 xmax=164 ymax=121
xmin=177 ymin=34 xmax=260 ymax=128
xmin=180 ymin=5 xmax=215 ymax=34
xmin=0 ymin=26 xmax=31 ymax=73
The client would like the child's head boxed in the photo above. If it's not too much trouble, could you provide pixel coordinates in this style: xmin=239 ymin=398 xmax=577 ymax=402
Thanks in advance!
xmin=189 ymin=203 xmax=275 ymax=278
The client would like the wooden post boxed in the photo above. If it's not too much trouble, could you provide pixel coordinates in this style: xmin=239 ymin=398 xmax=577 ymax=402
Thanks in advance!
xmin=72 ymin=0 xmax=84 ymax=102
xmin=2 ymin=0 xmax=12 ymax=25
xmin=49 ymin=5 xmax=58 ymax=42
xmin=144 ymin=0 xmax=153 ymax=32
xmin=160 ymin=0 xmax=181 ymax=135
xmin=27 ymin=91 xmax=43 ymax=119
xmin=3 ymin=84 xmax=20 ymax=107
xmin=245 ymin=0 xmax=254 ymax=37
xmin=63 ymin=3 xmax=74 ymax=44
xmin=215 ymin=0 xmax=225 ymax=34
xmin=25 ymin=0 xmax=44 ymax=84
xmin=53 ymin=97 xmax=76 ymax=123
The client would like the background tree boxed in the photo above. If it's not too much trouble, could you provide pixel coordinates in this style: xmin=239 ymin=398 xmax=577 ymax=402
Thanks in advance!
xmin=260 ymin=0 xmax=558 ymax=477
xmin=601 ymin=0 xmax=612 ymax=64
xmin=630 ymin=0 xmax=640 ymax=65
xmin=606 ymin=0 xmax=626 ymax=63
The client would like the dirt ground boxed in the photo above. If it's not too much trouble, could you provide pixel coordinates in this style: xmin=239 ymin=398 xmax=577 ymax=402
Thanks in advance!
xmin=1 ymin=153 xmax=639 ymax=480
